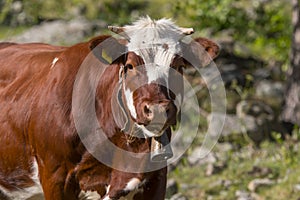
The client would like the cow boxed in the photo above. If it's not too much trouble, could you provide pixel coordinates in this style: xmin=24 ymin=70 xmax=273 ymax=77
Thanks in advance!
xmin=0 ymin=17 xmax=219 ymax=200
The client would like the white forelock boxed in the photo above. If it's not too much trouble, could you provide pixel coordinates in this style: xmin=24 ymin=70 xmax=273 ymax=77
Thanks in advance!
xmin=124 ymin=17 xmax=183 ymax=85
xmin=124 ymin=16 xmax=183 ymax=53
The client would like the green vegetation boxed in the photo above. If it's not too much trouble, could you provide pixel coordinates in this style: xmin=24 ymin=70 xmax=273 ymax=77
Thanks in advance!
xmin=170 ymin=127 xmax=300 ymax=200
xmin=0 ymin=0 xmax=292 ymax=63
xmin=0 ymin=25 xmax=28 ymax=38
xmin=173 ymin=0 xmax=292 ymax=62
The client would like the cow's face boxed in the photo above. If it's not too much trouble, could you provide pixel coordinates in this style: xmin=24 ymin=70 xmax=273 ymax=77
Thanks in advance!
xmin=109 ymin=17 xmax=219 ymax=138
xmin=121 ymin=51 xmax=183 ymax=137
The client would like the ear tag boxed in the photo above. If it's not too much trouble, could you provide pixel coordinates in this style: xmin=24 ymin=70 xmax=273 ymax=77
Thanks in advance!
xmin=102 ymin=49 xmax=113 ymax=64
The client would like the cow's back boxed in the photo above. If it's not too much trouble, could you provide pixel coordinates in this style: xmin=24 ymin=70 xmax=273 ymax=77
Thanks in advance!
xmin=0 ymin=43 xmax=73 ymax=199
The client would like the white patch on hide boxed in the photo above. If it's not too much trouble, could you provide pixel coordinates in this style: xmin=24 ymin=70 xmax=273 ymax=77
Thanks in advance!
xmin=78 ymin=190 xmax=101 ymax=200
xmin=124 ymin=178 xmax=141 ymax=191
xmin=103 ymin=196 xmax=112 ymax=200
xmin=0 ymin=158 xmax=44 ymax=200
xmin=106 ymin=185 xmax=111 ymax=194
xmin=50 ymin=57 xmax=59 ymax=69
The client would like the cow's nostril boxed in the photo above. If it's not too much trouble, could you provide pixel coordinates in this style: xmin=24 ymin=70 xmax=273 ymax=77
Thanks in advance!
xmin=143 ymin=104 xmax=154 ymax=123
xmin=144 ymin=104 xmax=152 ymax=116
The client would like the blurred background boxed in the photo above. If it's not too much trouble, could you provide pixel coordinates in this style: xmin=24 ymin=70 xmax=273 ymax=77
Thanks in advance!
xmin=1 ymin=0 xmax=299 ymax=199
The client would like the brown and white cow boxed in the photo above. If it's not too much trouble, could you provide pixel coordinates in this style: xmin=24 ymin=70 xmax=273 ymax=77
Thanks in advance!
xmin=0 ymin=17 xmax=219 ymax=200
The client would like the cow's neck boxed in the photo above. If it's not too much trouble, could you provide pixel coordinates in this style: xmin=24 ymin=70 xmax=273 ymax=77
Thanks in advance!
xmin=95 ymin=64 xmax=120 ymax=137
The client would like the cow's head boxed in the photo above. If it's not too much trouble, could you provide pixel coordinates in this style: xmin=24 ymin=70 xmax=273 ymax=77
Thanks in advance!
xmin=91 ymin=17 xmax=219 ymax=139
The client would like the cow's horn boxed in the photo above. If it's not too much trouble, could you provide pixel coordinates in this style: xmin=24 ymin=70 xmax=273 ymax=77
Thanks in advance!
xmin=179 ymin=27 xmax=194 ymax=35
xmin=108 ymin=26 xmax=125 ymax=34
xmin=108 ymin=26 xmax=130 ymax=40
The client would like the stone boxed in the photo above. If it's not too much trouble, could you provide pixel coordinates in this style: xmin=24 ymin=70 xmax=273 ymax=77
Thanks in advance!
xmin=9 ymin=18 xmax=106 ymax=45
xmin=294 ymin=184 xmax=300 ymax=192
xmin=187 ymin=147 xmax=217 ymax=166
xmin=235 ymin=190 xmax=254 ymax=200
xmin=205 ymin=163 xmax=214 ymax=176
xmin=166 ymin=179 xmax=178 ymax=198
xmin=205 ymin=162 xmax=227 ymax=176
xmin=219 ymin=64 xmax=245 ymax=86
xmin=216 ymin=142 xmax=233 ymax=152
xmin=11 ymin=1 xmax=23 ymax=13
xmin=208 ymin=100 xmax=276 ymax=144
xmin=247 ymin=166 xmax=272 ymax=178
xmin=236 ymin=100 xmax=274 ymax=121
xmin=255 ymin=80 xmax=284 ymax=101
xmin=209 ymin=179 xmax=232 ymax=189
xmin=208 ymin=113 xmax=258 ymax=137
xmin=253 ymin=68 xmax=271 ymax=80
xmin=169 ymin=193 xmax=188 ymax=200
xmin=248 ymin=178 xmax=275 ymax=192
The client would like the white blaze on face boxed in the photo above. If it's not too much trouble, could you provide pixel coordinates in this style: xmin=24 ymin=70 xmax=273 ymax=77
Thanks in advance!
xmin=124 ymin=87 xmax=137 ymax=119
xmin=144 ymin=48 xmax=175 ymax=84
xmin=122 ymin=17 xmax=184 ymax=123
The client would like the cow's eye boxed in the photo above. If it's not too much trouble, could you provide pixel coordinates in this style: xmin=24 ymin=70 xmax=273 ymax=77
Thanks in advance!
xmin=125 ymin=64 xmax=133 ymax=70
xmin=124 ymin=64 xmax=134 ymax=73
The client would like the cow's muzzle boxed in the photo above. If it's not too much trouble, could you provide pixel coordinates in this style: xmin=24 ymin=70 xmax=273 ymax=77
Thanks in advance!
xmin=140 ymin=100 xmax=177 ymax=134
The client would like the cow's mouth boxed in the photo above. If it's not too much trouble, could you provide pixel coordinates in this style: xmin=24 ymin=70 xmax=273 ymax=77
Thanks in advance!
xmin=144 ymin=123 xmax=166 ymax=133
xmin=133 ymin=123 xmax=173 ymax=162
xmin=134 ymin=123 xmax=166 ymax=138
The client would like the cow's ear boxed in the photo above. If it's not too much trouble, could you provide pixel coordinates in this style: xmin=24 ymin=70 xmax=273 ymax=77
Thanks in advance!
xmin=193 ymin=37 xmax=219 ymax=60
xmin=89 ymin=35 xmax=127 ymax=64
xmin=182 ymin=37 xmax=220 ymax=67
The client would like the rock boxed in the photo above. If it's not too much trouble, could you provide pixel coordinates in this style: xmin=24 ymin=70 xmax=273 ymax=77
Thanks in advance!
xmin=235 ymin=190 xmax=254 ymax=200
xmin=208 ymin=100 xmax=276 ymax=144
xmin=235 ymin=190 xmax=261 ymax=200
xmin=236 ymin=100 xmax=274 ymax=133
xmin=187 ymin=147 xmax=217 ymax=166
xmin=205 ymin=162 xmax=227 ymax=176
xmin=208 ymin=113 xmax=258 ymax=137
xmin=236 ymin=100 xmax=275 ymax=143
xmin=219 ymin=64 xmax=245 ymax=86
xmin=236 ymin=100 xmax=274 ymax=121
xmin=166 ymin=179 xmax=178 ymax=198
xmin=216 ymin=142 xmax=234 ymax=152
xmin=223 ymin=179 xmax=233 ymax=189
xmin=205 ymin=163 xmax=215 ymax=176
xmin=11 ymin=1 xmax=23 ymax=13
xmin=253 ymin=68 xmax=271 ymax=80
xmin=294 ymin=184 xmax=300 ymax=192
xmin=255 ymin=80 xmax=284 ymax=103
xmin=8 ymin=18 xmax=106 ymax=45
xmin=247 ymin=166 xmax=272 ymax=178
xmin=248 ymin=178 xmax=275 ymax=192
xmin=209 ymin=179 xmax=232 ymax=189
xmin=169 ymin=193 xmax=188 ymax=200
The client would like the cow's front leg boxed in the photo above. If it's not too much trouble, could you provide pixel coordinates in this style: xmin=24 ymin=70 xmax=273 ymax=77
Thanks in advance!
xmin=133 ymin=167 xmax=167 ymax=200
xmin=102 ymin=171 xmax=143 ymax=200
xmin=39 ymin=164 xmax=79 ymax=200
